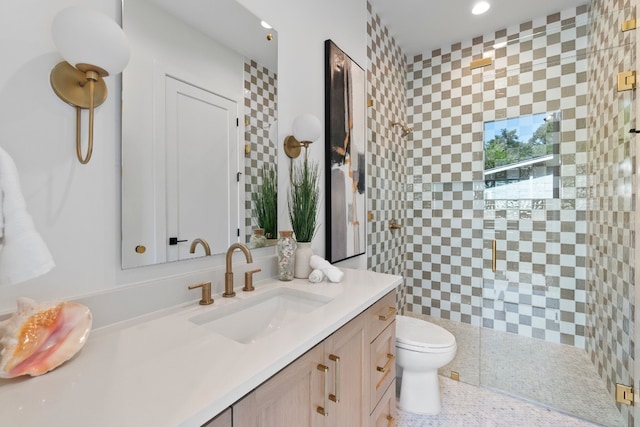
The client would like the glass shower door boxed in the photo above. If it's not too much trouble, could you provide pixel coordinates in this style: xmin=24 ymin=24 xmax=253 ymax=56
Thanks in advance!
xmin=479 ymin=6 xmax=635 ymax=426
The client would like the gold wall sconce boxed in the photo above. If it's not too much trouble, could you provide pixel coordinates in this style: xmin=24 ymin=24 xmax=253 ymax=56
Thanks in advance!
xmin=284 ymin=114 xmax=322 ymax=160
xmin=50 ymin=7 xmax=130 ymax=165
xmin=284 ymin=114 xmax=322 ymax=177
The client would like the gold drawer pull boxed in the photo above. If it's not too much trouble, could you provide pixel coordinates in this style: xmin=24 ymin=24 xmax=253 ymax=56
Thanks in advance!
xmin=378 ymin=307 xmax=396 ymax=321
xmin=328 ymin=354 xmax=340 ymax=403
xmin=386 ymin=414 xmax=395 ymax=426
xmin=316 ymin=364 xmax=329 ymax=416
xmin=377 ymin=353 xmax=395 ymax=373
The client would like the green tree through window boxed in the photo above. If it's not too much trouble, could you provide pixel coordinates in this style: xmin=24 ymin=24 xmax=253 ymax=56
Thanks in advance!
xmin=484 ymin=114 xmax=553 ymax=170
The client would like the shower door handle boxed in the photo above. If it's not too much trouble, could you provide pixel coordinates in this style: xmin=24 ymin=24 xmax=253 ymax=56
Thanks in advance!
xmin=492 ymin=240 xmax=497 ymax=273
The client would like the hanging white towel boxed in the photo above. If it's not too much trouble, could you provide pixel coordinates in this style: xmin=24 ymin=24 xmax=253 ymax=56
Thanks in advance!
xmin=0 ymin=147 xmax=55 ymax=285
xmin=309 ymin=255 xmax=344 ymax=283
xmin=0 ymin=189 xmax=4 ymax=252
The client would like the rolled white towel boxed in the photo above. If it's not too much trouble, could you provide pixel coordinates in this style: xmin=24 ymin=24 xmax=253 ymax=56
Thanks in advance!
xmin=308 ymin=269 xmax=325 ymax=283
xmin=309 ymin=255 xmax=344 ymax=283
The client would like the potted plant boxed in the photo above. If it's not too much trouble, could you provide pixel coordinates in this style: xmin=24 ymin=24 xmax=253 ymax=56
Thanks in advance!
xmin=288 ymin=158 xmax=320 ymax=278
xmin=253 ymin=164 xmax=278 ymax=240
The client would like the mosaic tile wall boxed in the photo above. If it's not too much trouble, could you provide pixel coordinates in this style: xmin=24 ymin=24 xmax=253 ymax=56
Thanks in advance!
xmin=366 ymin=2 xmax=408 ymax=309
xmin=243 ymin=59 xmax=278 ymax=243
xmin=405 ymin=5 xmax=591 ymax=347
xmin=586 ymin=0 xmax=636 ymax=424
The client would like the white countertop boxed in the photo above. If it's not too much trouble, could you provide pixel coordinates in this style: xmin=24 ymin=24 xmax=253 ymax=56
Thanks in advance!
xmin=0 ymin=268 xmax=401 ymax=427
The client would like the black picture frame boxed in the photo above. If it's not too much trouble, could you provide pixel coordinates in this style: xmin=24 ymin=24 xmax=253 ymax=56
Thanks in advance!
xmin=324 ymin=39 xmax=366 ymax=264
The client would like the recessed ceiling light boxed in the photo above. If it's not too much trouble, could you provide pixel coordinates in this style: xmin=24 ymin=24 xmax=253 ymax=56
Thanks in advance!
xmin=260 ymin=20 xmax=272 ymax=29
xmin=472 ymin=1 xmax=491 ymax=15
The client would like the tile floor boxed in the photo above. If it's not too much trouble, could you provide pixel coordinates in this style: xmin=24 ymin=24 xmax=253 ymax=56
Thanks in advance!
xmin=395 ymin=376 xmax=600 ymax=427
xmin=402 ymin=313 xmax=624 ymax=426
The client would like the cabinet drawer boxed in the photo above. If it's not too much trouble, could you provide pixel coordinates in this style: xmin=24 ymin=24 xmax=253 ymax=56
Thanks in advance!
xmin=370 ymin=378 xmax=397 ymax=427
xmin=367 ymin=291 xmax=396 ymax=342
xmin=369 ymin=320 xmax=396 ymax=413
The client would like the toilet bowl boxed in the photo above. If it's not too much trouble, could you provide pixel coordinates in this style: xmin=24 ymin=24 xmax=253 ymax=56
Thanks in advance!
xmin=395 ymin=315 xmax=457 ymax=415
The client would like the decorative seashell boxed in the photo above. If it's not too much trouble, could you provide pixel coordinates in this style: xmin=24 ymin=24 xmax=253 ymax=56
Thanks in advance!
xmin=0 ymin=297 xmax=92 ymax=378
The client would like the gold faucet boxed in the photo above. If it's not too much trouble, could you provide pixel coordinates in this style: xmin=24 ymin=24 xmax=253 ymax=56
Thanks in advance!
xmin=224 ymin=243 xmax=253 ymax=297
xmin=190 ymin=238 xmax=211 ymax=256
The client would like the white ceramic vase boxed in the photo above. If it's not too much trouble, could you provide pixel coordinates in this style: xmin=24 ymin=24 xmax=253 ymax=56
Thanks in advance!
xmin=294 ymin=242 xmax=313 ymax=279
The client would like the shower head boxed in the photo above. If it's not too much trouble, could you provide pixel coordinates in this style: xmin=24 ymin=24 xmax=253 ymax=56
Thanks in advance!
xmin=392 ymin=121 xmax=413 ymax=137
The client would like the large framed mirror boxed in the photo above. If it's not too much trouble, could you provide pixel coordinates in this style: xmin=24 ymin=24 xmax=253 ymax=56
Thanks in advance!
xmin=121 ymin=0 xmax=278 ymax=269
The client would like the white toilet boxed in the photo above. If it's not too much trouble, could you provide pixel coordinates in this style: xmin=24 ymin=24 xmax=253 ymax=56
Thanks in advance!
xmin=395 ymin=315 xmax=457 ymax=415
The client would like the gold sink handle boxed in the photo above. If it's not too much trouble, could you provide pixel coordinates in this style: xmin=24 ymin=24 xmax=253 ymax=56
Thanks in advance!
xmin=188 ymin=281 xmax=213 ymax=305
xmin=243 ymin=269 xmax=262 ymax=292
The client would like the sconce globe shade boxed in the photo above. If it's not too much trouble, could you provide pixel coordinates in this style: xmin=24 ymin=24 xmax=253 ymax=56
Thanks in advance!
xmin=292 ymin=114 xmax=322 ymax=143
xmin=269 ymin=120 xmax=278 ymax=144
xmin=52 ymin=6 xmax=130 ymax=76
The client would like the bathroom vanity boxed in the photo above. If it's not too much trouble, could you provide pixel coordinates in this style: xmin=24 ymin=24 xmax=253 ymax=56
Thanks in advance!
xmin=0 ymin=268 xmax=400 ymax=426
xmin=229 ymin=289 xmax=397 ymax=427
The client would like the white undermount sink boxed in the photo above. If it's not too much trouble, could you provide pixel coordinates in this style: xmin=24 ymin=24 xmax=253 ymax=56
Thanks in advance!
xmin=189 ymin=287 xmax=333 ymax=344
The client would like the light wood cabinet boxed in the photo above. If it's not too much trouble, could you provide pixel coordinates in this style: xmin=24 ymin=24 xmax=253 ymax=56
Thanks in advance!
xmin=233 ymin=344 xmax=324 ymax=427
xmin=366 ymin=290 xmax=398 ymax=425
xmin=369 ymin=377 xmax=397 ymax=427
xmin=369 ymin=317 xmax=396 ymax=413
xmin=209 ymin=290 xmax=397 ymax=427
xmin=202 ymin=407 xmax=232 ymax=427
xmin=323 ymin=312 xmax=367 ymax=427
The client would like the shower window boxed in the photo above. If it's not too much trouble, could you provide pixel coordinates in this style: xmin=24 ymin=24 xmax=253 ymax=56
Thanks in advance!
xmin=484 ymin=112 xmax=560 ymax=200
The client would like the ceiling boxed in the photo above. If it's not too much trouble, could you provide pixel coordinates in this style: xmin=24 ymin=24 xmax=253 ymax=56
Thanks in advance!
xmin=368 ymin=0 xmax=590 ymax=57
xmin=145 ymin=0 xmax=278 ymax=71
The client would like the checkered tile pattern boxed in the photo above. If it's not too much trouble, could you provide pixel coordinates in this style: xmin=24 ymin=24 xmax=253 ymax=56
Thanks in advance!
xmin=243 ymin=59 xmax=278 ymax=242
xmin=368 ymin=1 xmax=634 ymax=425
xmin=586 ymin=1 xmax=636 ymax=425
xmin=405 ymin=5 xmax=591 ymax=348
xmin=406 ymin=181 xmax=486 ymax=325
xmin=367 ymin=2 xmax=409 ymax=310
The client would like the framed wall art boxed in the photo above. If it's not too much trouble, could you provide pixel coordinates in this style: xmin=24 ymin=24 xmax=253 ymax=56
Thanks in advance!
xmin=324 ymin=39 xmax=366 ymax=263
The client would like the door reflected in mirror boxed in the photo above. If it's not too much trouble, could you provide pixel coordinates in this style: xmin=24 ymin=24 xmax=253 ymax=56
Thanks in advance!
xmin=121 ymin=0 xmax=277 ymax=268
xmin=484 ymin=112 xmax=560 ymax=200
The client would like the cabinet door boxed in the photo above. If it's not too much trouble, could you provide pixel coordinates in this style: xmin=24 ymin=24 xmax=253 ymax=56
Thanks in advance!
xmin=233 ymin=344 xmax=324 ymax=427
xmin=323 ymin=312 xmax=367 ymax=427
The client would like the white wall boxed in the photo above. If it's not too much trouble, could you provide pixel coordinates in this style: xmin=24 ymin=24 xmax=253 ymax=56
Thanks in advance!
xmin=237 ymin=0 xmax=369 ymax=270
xmin=0 ymin=0 xmax=367 ymax=315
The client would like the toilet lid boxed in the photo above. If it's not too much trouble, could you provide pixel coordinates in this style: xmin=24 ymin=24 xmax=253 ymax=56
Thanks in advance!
xmin=396 ymin=315 xmax=456 ymax=350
